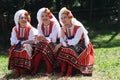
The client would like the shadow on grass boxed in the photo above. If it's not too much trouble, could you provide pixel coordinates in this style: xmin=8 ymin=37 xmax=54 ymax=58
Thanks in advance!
xmin=87 ymin=22 xmax=120 ymax=48
xmin=0 ymin=53 xmax=8 ymax=58
xmin=90 ymin=32 xmax=120 ymax=48
xmin=3 ymin=65 xmax=83 ymax=80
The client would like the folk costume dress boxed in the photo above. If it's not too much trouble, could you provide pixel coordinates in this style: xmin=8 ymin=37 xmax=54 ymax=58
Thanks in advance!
xmin=8 ymin=9 xmax=38 ymax=76
xmin=57 ymin=25 xmax=94 ymax=75
xmin=32 ymin=8 xmax=61 ymax=75
xmin=57 ymin=7 xmax=94 ymax=76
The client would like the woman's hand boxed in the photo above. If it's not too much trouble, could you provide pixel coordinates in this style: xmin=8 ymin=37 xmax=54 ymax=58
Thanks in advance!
xmin=53 ymin=43 xmax=62 ymax=53
xmin=39 ymin=36 xmax=46 ymax=41
xmin=61 ymin=27 xmax=66 ymax=38
xmin=34 ymin=35 xmax=47 ymax=42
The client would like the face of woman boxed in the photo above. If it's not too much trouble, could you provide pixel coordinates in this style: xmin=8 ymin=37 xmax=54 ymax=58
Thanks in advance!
xmin=41 ymin=12 xmax=50 ymax=25
xmin=19 ymin=14 xmax=27 ymax=28
xmin=61 ymin=13 xmax=71 ymax=27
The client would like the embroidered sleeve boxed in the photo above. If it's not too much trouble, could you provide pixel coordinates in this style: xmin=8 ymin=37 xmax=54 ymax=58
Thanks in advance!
xmin=37 ymin=24 xmax=44 ymax=36
xmin=49 ymin=23 xmax=60 ymax=43
xmin=28 ymin=27 xmax=38 ymax=40
xmin=10 ymin=28 xmax=19 ymax=45
xmin=67 ymin=27 xmax=83 ymax=46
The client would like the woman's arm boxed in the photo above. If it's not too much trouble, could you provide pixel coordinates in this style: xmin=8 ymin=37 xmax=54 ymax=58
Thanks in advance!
xmin=47 ymin=23 xmax=60 ymax=43
xmin=67 ymin=27 xmax=83 ymax=46
xmin=10 ymin=28 xmax=20 ymax=45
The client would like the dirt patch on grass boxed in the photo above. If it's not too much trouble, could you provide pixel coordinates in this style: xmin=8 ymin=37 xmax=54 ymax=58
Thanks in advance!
xmin=2 ymin=71 xmax=110 ymax=80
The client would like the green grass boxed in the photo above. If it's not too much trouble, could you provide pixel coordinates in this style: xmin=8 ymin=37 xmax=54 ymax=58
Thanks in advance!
xmin=92 ymin=32 xmax=120 ymax=80
xmin=0 ymin=32 xmax=120 ymax=80
xmin=92 ymin=32 xmax=120 ymax=48
xmin=0 ymin=53 xmax=11 ymax=78
xmin=94 ymin=47 xmax=120 ymax=80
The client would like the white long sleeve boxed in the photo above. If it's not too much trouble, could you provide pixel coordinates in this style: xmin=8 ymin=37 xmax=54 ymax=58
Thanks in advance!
xmin=37 ymin=24 xmax=44 ymax=36
xmin=10 ymin=28 xmax=19 ymax=45
xmin=28 ymin=27 xmax=38 ymax=40
xmin=67 ymin=27 xmax=83 ymax=46
xmin=48 ymin=23 xmax=60 ymax=43
xmin=60 ymin=26 xmax=84 ymax=47
xmin=60 ymin=35 xmax=67 ymax=47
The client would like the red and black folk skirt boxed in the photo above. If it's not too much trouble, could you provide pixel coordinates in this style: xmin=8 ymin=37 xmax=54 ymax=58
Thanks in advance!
xmin=8 ymin=45 xmax=33 ymax=70
xmin=57 ymin=40 xmax=94 ymax=74
xmin=34 ymin=41 xmax=56 ymax=66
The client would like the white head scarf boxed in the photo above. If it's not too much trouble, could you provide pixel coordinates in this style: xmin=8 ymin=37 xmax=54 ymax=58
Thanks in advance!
xmin=14 ymin=9 xmax=30 ymax=31
xmin=37 ymin=7 xmax=60 ymax=37
xmin=37 ymin=7 xmax=60 ymax=29
xmin=59 ymin=7 xmax=89 ymax=47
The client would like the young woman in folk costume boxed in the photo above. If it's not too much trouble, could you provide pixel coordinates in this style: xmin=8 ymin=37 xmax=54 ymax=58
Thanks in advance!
xmin=32 ymin=7 xmax=61 ymax=75
xmin=8 ymin=9 xmax=38 ymax=77
xmin=53 ymin=7 xmax=94 ymax=77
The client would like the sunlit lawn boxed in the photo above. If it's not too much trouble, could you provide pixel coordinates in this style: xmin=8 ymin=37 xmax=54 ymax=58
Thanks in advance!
xmin=0 ymin=32 xmax=120 ymax=80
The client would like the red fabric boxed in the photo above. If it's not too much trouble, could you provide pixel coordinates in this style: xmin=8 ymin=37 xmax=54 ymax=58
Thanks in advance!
xmin=14 ymin=25 xmax=31 ymax=40
xmin=32 ymin=53 xmax=42 ymax=74
xmin=59 ymin=62 xmax=73 ymax=77
xmin=59 ymin=62 xmax=66 ymax=76
xmin=66 ymin=65 xmax=73 ymax=77
xmin=64 ymin=25 xmax=80 ymax=38
xmin=8 ymin=25 xmax=32 ymax=76
xmin=8 ymin=49 xmax=32 ymax=70
xmin=57 ymin=42 xmax=94 ymax=74
xmin=64 ymin=25 xmax=84 ymax=45
xmin=15 ymin=68 xmax=20 ymax=77
xmin=32 ymin=44 xmax=53 ymax=74
xmin=8 ymin=46 xmax=16 ymax=66
xmin=61 ymin=62 xmax=66 ymax=73
xmin=41 ymin=21 xmax=54 ymax=35
xmin=78 ymin=42 xmax=94 ymax=66
xmin=44 ymin=58 xmax=52 ymax=74
xmin=35 ymin=41 xmax=55 ymax=65
xmin=57 ymin=25 xmax=94 ymax=74
xmin=67 ymin=65 xmax=73 ymax=74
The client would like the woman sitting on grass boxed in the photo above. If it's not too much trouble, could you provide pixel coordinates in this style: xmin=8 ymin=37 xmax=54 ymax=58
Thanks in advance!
xmin=54 ymin=7 xmax=95 ymax=77
xmin=8 ymin=9 xmax=38 ymax=77
xmin=32 ymin=7 xmax=61 ymax=76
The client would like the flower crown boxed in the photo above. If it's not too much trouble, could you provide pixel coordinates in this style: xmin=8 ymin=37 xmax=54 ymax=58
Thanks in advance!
xmin=62 ymin=8 xmax=73 ymax=19
xmin=44 ymin=8 xmax=53 ymax=19
xmin=25 ymin=11 xmax=31 ymax=22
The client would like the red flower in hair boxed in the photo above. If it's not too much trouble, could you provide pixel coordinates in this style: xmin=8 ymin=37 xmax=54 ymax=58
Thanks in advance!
xmin=63 ymin=9 xmax=73 ymax=19
xmin=44 ymin=8 xmax=53 ymax=19
xmin=25 ymin=11 xmax=29 ymax=16
xmin=25 ymin=11 xmax=31 ymax=22
xmin=64 ymin=10 xmax=70 ymax=15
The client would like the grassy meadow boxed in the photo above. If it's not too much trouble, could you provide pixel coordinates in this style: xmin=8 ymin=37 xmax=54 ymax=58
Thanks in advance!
xmin=0 ymin=30 xmax=120 ymax=80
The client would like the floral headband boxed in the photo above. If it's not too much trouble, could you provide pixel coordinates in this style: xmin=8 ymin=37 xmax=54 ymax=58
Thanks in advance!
xmin=44 ymin=8 xmax=53 ymax=19
xmin=24 ymin=11 xmax=31 ymax=22
xmin=62 ymin=8 xmax=73 ymax=19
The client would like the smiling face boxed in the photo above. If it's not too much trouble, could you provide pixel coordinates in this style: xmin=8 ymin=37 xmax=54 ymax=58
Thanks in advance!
xmin=19 ymin=14 xmax=28 ymax=28
xmin=41 ymin=12 xmax=50 ymax=25
xmin=61 ymin=13 xmax=71 ymax=28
